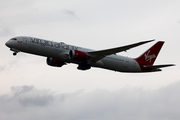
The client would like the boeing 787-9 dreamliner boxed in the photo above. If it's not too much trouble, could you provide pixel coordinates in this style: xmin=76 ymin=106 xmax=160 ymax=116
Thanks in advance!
xmin=5 ymin=36 xmax=174 ymax=72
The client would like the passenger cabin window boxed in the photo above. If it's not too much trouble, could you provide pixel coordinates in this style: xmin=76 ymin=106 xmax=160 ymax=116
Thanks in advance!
xmin=11 ymin=38 xmax=17 ymax=40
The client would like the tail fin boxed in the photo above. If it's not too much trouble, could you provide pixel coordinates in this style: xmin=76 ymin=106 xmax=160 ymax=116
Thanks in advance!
xmin=135 ymin=41 xmax=164 ymax=66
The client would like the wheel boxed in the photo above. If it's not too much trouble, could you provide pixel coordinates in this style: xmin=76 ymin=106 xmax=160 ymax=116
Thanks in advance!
xmin=13 ymin=52 xmax=17 ymax=56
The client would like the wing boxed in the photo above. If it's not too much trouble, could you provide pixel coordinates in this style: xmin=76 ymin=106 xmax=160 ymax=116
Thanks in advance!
xmin=87 ymin=39 xmax=155 ymax=63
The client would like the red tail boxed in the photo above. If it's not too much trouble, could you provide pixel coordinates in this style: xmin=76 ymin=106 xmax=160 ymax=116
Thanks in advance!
xmin=135 ymin=41 xmax=164 ymax=66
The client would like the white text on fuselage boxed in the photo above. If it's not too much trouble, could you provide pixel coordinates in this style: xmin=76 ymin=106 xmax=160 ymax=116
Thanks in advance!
xmin=30 ymin=38 xmax=79 ymax=50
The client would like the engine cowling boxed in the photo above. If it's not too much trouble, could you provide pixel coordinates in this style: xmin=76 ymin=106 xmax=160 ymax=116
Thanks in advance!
xmin=69 ymin=50 xmax=87 ymax=61
xmin=46 ymin=57 xmax=66 ymax=67
xmin=77 ymin=62 xmax=91 ymax=70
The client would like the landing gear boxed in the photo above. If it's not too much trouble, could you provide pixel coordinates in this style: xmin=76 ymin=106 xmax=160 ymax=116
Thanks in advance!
xmin=10 ymin=48 xmax=19 ymax=56
xmin=13 ymin=52 xmax=17 ymax=56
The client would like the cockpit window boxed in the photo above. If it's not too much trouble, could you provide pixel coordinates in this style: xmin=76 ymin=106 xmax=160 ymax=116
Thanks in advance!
xmin=10 ymin=38 xmax=17 ymax=40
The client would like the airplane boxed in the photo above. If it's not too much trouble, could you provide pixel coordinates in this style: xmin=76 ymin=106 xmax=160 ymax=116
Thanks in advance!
xmin=5 ymin=36 xmax=174 ymax=73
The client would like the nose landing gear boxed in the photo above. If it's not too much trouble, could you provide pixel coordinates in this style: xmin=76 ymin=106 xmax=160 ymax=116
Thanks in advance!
xmin=13 ymin=52 xmax=17 ymax=56
xmin=10 ymin=48 xmax=19 ymax=56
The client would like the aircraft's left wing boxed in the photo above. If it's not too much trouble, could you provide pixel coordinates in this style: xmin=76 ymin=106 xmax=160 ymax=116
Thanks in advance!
xmin=87 ymin=39 xmax=154 ymax=63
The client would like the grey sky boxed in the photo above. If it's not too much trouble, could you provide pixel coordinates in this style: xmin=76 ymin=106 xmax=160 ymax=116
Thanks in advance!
xmin=1 ymin=0 xmax=180 ymax=119
xmin=1 ymin=82 xmax=180 ymax=120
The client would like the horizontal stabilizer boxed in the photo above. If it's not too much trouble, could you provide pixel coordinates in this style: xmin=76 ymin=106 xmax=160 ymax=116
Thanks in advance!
xmin=143 ymin=64 xmax=175 ymax=69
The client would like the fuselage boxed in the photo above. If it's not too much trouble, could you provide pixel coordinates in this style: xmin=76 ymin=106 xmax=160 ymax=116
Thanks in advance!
xmin=5 ymin=36 xmax=144 ymax=72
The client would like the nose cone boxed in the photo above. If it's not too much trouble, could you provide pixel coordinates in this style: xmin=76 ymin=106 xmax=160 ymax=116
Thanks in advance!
xmin=5 ymin=40 xmax=11 ymax=47
xmin=5 ymin=40 xmax=15 ymax=48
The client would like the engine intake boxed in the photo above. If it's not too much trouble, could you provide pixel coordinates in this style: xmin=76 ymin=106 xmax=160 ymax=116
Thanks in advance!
xmin=46 ymin=57 xmax=66 ymax=67
xmin=69 ymin=50 xmax=87 ymax=61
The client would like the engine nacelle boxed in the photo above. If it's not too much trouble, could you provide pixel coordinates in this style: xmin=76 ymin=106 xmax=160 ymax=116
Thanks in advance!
xmin=69 ymin=50 xmax=87 ymax=61
xmin=77 ymin=62 xmax=91 ymax=70
xmin=46 ymin=57 xmax=66 ymax=67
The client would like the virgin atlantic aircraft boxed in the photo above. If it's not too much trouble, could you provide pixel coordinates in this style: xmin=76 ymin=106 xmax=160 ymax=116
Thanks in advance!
xmin=5 ymin=36 xmax=174 ymax=72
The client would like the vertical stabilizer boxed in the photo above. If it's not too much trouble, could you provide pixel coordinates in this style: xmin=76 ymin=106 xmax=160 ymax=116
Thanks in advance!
xmin=135 ymin=41 xmax=164 ymax=66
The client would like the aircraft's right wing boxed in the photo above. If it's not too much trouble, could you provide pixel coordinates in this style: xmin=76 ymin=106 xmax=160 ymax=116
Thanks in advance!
xmin=87 ymin=39 xmax=155 ymax=63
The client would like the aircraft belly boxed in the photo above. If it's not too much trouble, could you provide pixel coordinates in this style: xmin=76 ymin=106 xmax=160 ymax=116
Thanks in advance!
xmin=94 ymin=56 xmax=142 ymax=72
xmin=102 ymin=58 xmax=127 ymax=72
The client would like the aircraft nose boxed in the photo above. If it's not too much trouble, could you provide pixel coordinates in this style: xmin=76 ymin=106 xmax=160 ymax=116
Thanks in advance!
xmin=5 ymin=40 xmax=10 ymax=47
xmin=5 ymin=38 xmax=18 ymax=48
xmin=5 ymin=40 xmax=14 ymax=48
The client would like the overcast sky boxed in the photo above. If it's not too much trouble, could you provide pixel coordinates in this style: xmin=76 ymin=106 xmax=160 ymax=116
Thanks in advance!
xmin=1 ymin=0 xmax=180 ymax=120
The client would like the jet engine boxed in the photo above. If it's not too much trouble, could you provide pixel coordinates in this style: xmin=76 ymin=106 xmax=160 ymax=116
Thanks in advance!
xmin=46 ymin=57 xmax=66 ymax=67
xmin=77 ymin=62 xmax=91 ymax=70
xmin=69 ymin=50 xmax=87 ymax=61
xmin=69 ymin=50 xmax=91 ymax=70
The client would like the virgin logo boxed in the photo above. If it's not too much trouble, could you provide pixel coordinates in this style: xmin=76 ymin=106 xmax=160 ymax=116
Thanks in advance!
xmin=144 ymin=50 xmax=156 ymax=63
